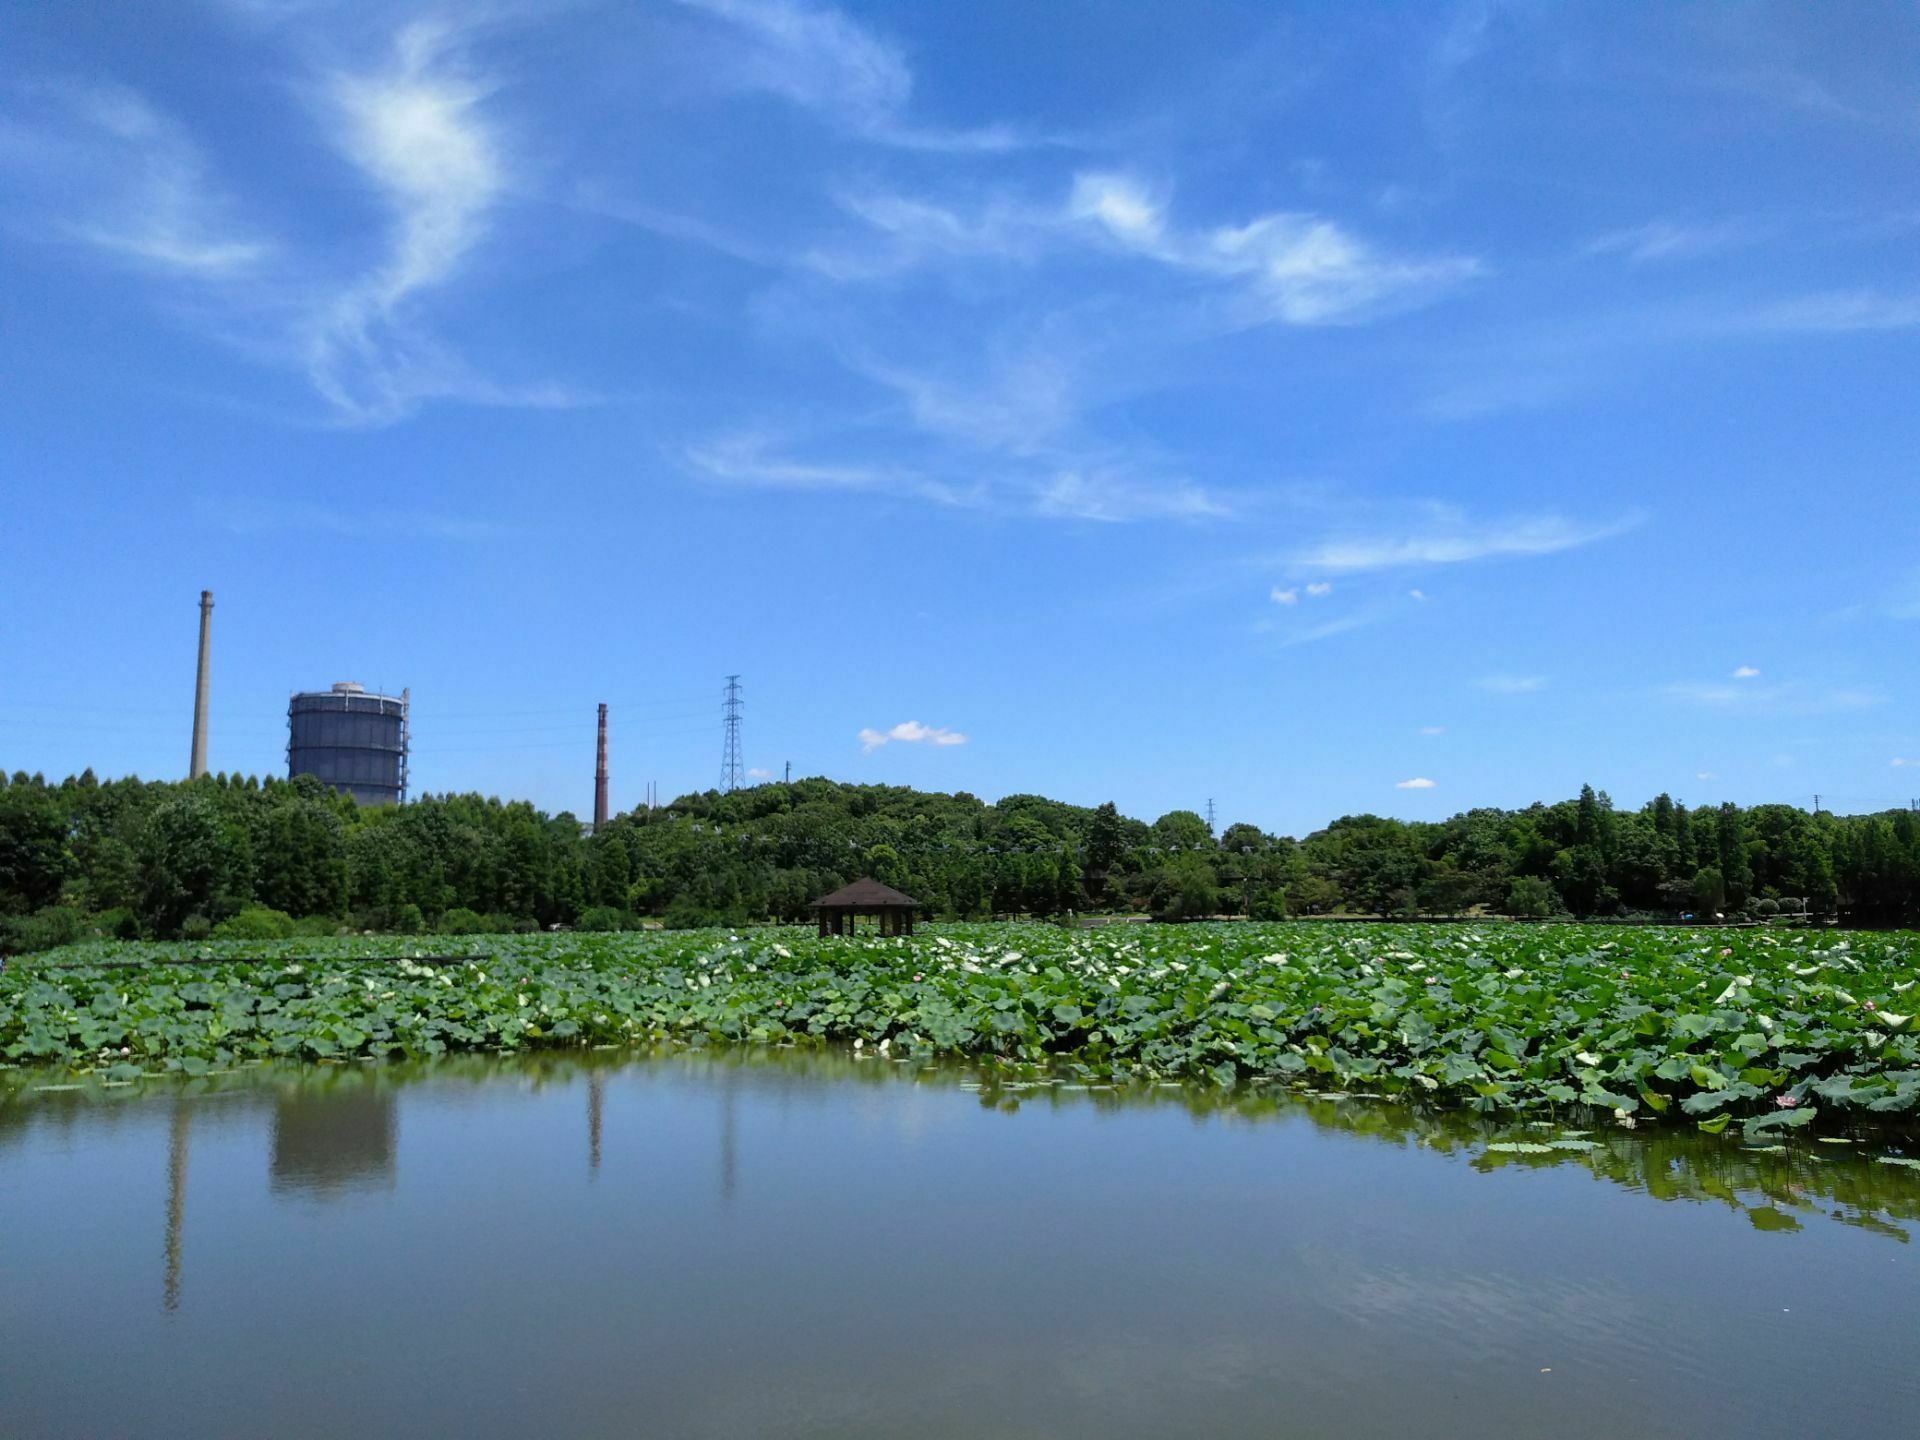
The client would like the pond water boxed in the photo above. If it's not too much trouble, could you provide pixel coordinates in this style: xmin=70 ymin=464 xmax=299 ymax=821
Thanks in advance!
xmin=3 ymin=1051 xmax=1917 ymax=1439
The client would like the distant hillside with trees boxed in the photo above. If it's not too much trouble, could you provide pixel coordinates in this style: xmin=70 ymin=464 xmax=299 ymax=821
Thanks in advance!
xmin=2 ymin=769 xmax=1916 ymax=951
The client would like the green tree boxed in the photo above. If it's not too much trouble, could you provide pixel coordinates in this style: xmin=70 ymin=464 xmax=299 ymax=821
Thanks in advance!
xmin=1692 ymin=866 xmax=1727 ymax=915
xmin=1506 ymin=875 xmax=1557 ymax=918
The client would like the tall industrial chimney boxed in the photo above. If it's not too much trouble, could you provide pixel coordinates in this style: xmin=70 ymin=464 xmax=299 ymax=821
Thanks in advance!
xmin=593 ymin=702 xmax=609 ymax=828
xmin=189 ymin=590 xmax=213 ymax=779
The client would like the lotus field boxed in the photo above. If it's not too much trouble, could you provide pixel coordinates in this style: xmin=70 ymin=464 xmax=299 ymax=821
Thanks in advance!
xmin=5 ymin=922 xmax=1919 ymax=1134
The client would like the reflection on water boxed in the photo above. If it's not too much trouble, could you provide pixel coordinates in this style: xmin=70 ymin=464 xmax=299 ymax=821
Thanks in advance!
xmin=2 ymin=1049 xmax=1918 ymax=1440
xmin=270 ymin=1088 xmax=396 ymax=1198
xmin=164 ymin=1100 xmax=187 ymax=1312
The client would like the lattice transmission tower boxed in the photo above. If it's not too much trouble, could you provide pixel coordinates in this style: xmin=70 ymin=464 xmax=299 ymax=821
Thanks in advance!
xmin=720 ymin=675 xmax=745 ymax=792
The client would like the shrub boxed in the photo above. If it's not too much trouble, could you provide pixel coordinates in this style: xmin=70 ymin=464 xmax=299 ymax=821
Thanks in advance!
xmin=92 ymin=907 xmax=141 ymax=941
xmin=576 ymin=905 xmax=633 ymax=933
xmin=212 ymin=906 xmax=296 ymax=941
xmin=389 ymin=903 xmax=424 ymax=935
xmin=436 ymin=907 xmax=489 ymax=935
xmin=291 ymin=915 xmax=343 ymax=937
xmin=1 ymin=905 xmax=89 ymax=954
xmin=180 ymin=914 xmax=213 ymax=942
xmin=1250 ymin=889 xmax=1290 ymax=921
xmin=1754 ymin=897 xmax=1780 ymax=918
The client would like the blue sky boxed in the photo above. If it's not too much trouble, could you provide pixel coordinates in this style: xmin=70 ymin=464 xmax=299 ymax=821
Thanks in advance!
xmin=3 ymin=0 xmax=1917 ymax=834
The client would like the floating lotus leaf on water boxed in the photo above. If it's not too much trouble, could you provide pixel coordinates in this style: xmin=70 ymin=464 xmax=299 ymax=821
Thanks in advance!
xmin=4 ymin=921 xmax=1919 ymax=1133
xmin=1877 ymin=1157 xmax=1920 ymax=1170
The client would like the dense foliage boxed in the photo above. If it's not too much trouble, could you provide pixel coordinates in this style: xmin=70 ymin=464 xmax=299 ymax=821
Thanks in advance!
xmin=4 ymin=767 xmax=1920 ymax=949
xmin=6 ymin=923 xmax=1919 ymax=1135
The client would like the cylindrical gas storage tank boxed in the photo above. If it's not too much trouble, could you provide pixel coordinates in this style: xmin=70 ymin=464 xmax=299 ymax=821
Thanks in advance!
xmin=287 ymin=682 xmax=409 ymax=805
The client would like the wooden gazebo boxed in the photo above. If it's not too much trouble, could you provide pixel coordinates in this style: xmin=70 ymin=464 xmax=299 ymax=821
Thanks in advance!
xmin=810 ymin=878 xmax=924 ymax=937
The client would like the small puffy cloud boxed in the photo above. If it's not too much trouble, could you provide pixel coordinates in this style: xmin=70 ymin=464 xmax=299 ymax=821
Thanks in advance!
xmin=1272 ymin=582 xmax=1334 ymax=605
xmin=1395 ymin=777 xmax=1437 ymax=790
xmin=1408 ymin=588 xmax=1428 ymax=602
xmin=859 ymin=720 xmax=966 ymax=754
xmin=1418 ymin=726 xmax=1446 ymax=736
xmin=1069 ymin=173 xmax=1164 ymax=245
xmin=1478 ymin=674 xmax=1545 ymax=694
xmin=1894 ymin=758 xmax=1917 ymax=768
xmin=1697 ymin=771 xmax=1717 ymax=781
xmin=1732 ymin=665 xmax=1761 ymax=678
xmin=747 ymin=767 xmax=772 ymax=780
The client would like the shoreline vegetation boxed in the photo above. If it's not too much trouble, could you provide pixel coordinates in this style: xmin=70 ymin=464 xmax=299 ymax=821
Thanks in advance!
xmin=5 ymin=772 xmax=1919 ymax=956
xmin=5 ymin=922 xmax=1918 ymax=1140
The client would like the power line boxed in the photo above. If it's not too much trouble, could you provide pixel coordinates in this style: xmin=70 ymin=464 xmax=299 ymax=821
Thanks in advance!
xmin=720 ymin=676 xmax=744 ymax=793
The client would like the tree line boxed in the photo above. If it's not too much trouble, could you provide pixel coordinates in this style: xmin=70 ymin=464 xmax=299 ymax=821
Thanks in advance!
xmin=2 ymin=769 xmax=1917 ymax=951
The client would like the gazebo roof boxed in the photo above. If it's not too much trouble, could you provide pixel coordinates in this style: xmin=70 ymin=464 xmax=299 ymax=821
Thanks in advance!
xmin=809 ymin=877 xmax=923 ymax=910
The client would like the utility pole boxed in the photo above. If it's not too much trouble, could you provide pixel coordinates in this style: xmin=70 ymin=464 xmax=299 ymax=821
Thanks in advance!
xmin=189 ymin=590 xmax=213 ymax=779
xmin=1813 ymin=793 xmax=1822 ymax=815
xmin=720 ymin=675 xmax=744 ymax=792
xmin=1205 ymin=797 xmax=1216 ymax=834
xmin=784 ymin=760 xmax=791 ymax=784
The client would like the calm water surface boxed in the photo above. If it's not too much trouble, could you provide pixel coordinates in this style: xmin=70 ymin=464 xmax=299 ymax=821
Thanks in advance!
xmin=3 ymin=1051 xmax=1917 ymax=1439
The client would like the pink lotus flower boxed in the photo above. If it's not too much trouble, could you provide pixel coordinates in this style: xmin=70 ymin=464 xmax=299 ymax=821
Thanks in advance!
xmin=1774 ymin=1094 xmax=1799 ymax=1109
xmin=1865 ymin=1000 xmax=1877 ymax=1011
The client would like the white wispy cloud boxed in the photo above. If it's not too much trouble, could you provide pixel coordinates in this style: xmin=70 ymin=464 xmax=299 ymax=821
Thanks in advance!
xmin=1033 ymin=469 xmax=1225 ymax=523
xmin=1697 ymin=771 xmax=1718 ymax=781
xmin=1746 ymin=290 xmax=1920 ymax=333
xmin=802 ymin=191 xmax=1046 ymax=278
xmin=1419 ymin=725 xmax=1446 ymax=735
xmin=1279 ymin=611 xmax=1384 ymax=647
xmin=1408 ymin=588 xmax=1429 ymax=601
xmin=306 ymin=22 xmax=522 ymax=423
xmin=856 ymin=347 xmax=1080 ymax=455
xmin=1305 ymin=581 xmax=1333 ymax=597
xmin=0 ymin=82 xmax=268 ymax=276
xmin=684 ymin=432 xmax=969 ymax=504
xmin=1664 ymin=679 xmax=1882 ymax=714
xmin=1732 ymin=665 xmax=1761 ymax=678
xmin=1293 ymin=508 xmax=1640 ymax=574
xmin=1584 ymin=220 xmax=1746 ymax=263
xmin=1395 ymin=777 xmax=1437 ymax=790
xmin=668 ymin=0 xmax=1023 ymax=151
xmin=1479 ymin=674 xmax=1546 ymax=694
xmin=1069 ymin=172 xmax=1479 ymax=325
xmin=1891 ymin=758 xmax=1916 ymax=768
xmin=1271 ymin=586 xmax=1299 ymax=605
xmin=859 ymin=720 xmax=966 ymax=754
xmin=746 ymin=767 xmax=772 ymax=779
